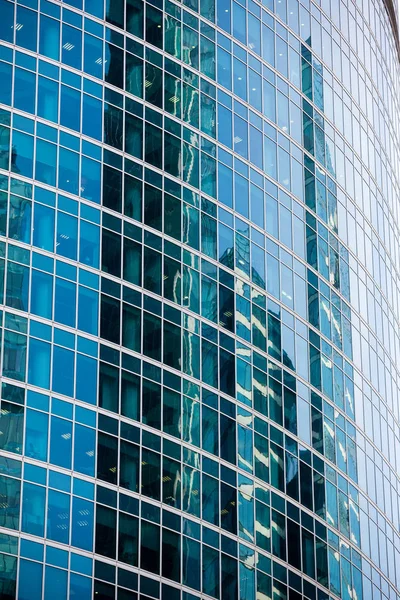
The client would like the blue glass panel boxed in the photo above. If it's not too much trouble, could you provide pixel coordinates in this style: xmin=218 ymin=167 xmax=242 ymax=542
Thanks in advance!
xmin=31 ymin=270 xmax=53 ymax=319
xmin=81 ymin=157 xmax=101 ymax=204
xmin=60 ymin=85 xmax=81 ymax=132
xmin=78 ymin=286 xmax=99 ymax=335
xmin=50 ymin=416 xmax=73 ymax=469
xmin=82 ymin=94 xmax=103 ymax=141
xmin=46 ymin=547 xmax=68 ymax=569
xmin=35 ymin=139 xmax=57 ymax=186
xmin=0 ymin=62 xmax=12 ymax=106
xmin=71 ymin=496 xmax=94 ymax=551
xmin=16 ymin=7 xmax=38 ymax=52
xmin=56 ymin=212 xmax=78 ymax=261
xmin=54 ymin=278 xmax=76 ymax=327
xmin=20 ymin=539 xmax=44 ymax=561
xmin=25 ymin=409 xmax=48 ymax=462
xmin=14 ymin=68 xmax=36 ymax=114
xmin=33 ymin=203 xmax=55 ymax=252
xmin=70 ymin=573 xmax=92 ymax=600
xmin=28 ymin=339 xmax=51 ymax=389
xmin=76 ymin=354 xmax=98 ymax=405
xmin=44 ymin=566 xmax=67 ymax=600
xmin=21 ymin=483 xmax=46 ymax=537
xmin=11 ymin=131 xmax=33 ymax=178
xmin=39 ymin=15 xmax=60 ymax=61
xmin=61 ymin=24 xmax=82 ymax=70
xmin=47 ymin=489 xmax=70 ymax=544
xmin=19 ymin=560 xmax=42 ymax=600
xmin=0 ymin=0 xmax=14 ymax=43
xmin=73 ymin=423 xmax=96 ymax=477
xmin=58 ymin=148 xmax=80 ymax=195
xmin=8 ymin=195 xmax=31 ymax=243
xmin=37 ymin=76 xmax=59 ymax=122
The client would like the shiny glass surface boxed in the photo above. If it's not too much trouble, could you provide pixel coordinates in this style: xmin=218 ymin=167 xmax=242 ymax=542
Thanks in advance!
xmin=0 ymin=0 xmax=399 ymax=598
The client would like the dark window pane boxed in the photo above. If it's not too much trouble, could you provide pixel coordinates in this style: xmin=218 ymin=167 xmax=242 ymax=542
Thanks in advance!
xmin=97 ymin=432 xmax=118 ymax=484
xmin=146 ymin=6 xmax=163 ymax=48
xmin=140 ymin=521 xmax=160 ymax=574
xmin=120 ymin=440 xmax=139 ymax=492
xmin=103 ymin=165 xmax=122 ymax=212
xmin=118 ymin=512 xmax=138 ymax=566
xmin=101 ymin=230 xmax=121 ymax=277
xmin=143 ymin=312 xmax=161 ymax=360
xmin=95 ymin=505 xmax=116 ymax=559
xmin=100 ymin=295 xmax=121 ymax=345
xmin=162 ymin=529 xmax=180 ymax=582
xmin=142 ymin=380 xmax=161 ymax=430
xmin=141 ymin=448 xmax=160 ymax=500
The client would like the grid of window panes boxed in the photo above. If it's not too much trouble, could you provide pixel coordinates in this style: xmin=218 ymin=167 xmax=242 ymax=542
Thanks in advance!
xmin=0 ymin=0 xmax=400 ymax=598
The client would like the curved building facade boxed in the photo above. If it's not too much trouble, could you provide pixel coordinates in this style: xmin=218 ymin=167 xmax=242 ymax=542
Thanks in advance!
xmin=0 ymin=0 xmax=400 ymax=598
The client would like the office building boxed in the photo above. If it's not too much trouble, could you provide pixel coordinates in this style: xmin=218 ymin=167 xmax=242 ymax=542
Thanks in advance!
xmin=0 ymin=0 xmax=400 ymax=598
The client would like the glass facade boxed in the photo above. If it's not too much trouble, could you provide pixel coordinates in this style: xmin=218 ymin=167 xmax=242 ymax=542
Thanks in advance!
xmin=0 ymin=0 xmax=399 ymax=598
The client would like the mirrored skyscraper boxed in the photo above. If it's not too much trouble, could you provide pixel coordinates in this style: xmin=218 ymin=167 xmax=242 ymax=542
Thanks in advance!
xmin=0 ymin=0 xmax=400 ymax=599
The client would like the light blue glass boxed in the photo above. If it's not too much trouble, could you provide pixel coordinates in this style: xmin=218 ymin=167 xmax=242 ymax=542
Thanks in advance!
xmin=61 ymin=24 xmax=82 ymax=70
xmin=35 ymin=139 xmax=57 ymax=186
xmin=84 ymin=33 xmax=103 ymax=79
xmin=25 ymin=409 xmax=48 ymax=462
xmin=69 ymin=573 xmax=92 ymax=600
xmin=44 ymin=566 xmax=67 ymax=600
xmin=47 ymin=489 xmax=70 ymax=544
xmin=0 ymin=0 xmax=14 ymax=43
xmin=82 ymin=94 xmax=103 ymax=141
xmin=21 ymin=482 xmax=46 ymax=537
xmin=74 ymin=423 xmax=96 ymax=475
xmin=60 ymin=85 xmax=81 ymax=133
xmin=50 ymin=416 xmax=73 ymax=469
xmin=11 ymin=131 xmax=34 ymax=179
xmin=54 ymin=278 xmax=76 ymax=327
xmin=56 ymin=212 xmax=78 ymax=261
xmin=52 ymin=346 xmax=75 ymax=397
xmin=75 ymin=354 xmax=97 ymax=405
xmin=58 ymin=147 xmax=80 ymax=195
xmin=70 ymin=551 xmax=93 ymax=575
xmin=20 ymin=538 xmax=44 ymax=562
xmin=31 ymin=270 xmax=53 ymax=319
xmin=8 ymin=195 xmax=32 ymax=243
xmin=39 ymin=16 xmax=60 ymax=61
xmin=28 ymin=338 xmax=51 ymax=389
xmin=16 ymin=6 xmax=38 ymax=53
xmin=18 ymin=560 xmax=43 ymax=600
xmin=14 ymin=68 xmax=36 ymax=115
xmin=81 ymin=157 xmax=101 ymax=204
xmin=217 ymin=47 xmax=232 ymax=90
xmin=0 ymin=62 xmax=12 ymax=106
xmin=37 ymin=77 xmax=59 ymax=122
xmin=71 ymin=496 xmax=94 ymax=551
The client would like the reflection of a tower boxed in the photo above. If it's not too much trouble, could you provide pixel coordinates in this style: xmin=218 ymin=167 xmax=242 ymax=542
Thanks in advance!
xmin=6 ymin=178 xmax=31 ymax=319
xmin=0 ymin=114 xmax=10 ymax=171
xmin=234 ymin=228 xmax=249 ymax=281
xmin=285 ymin=450 xmax=299 ymax=499
xmin=219 ymin=246 xmax=234 ymax=271
xmin=282 ymin=348 xmax=295 ymax=373
xmin=182 ymin=73 xmax=199 ymax=128
xmin=304 ymin=37 xmax=336 ymax=180
xmin=104 ymin=31 xmax=124 ymax=150
xmin=251 ymin=264 xmax=265 ymax=290
xmin=268 ymin=306 xmax=281 ymax=361
xmin=182 ymin=451 xmax=200 ymax=516
xmin=183 ymin=135 xmax=196 ymax=184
